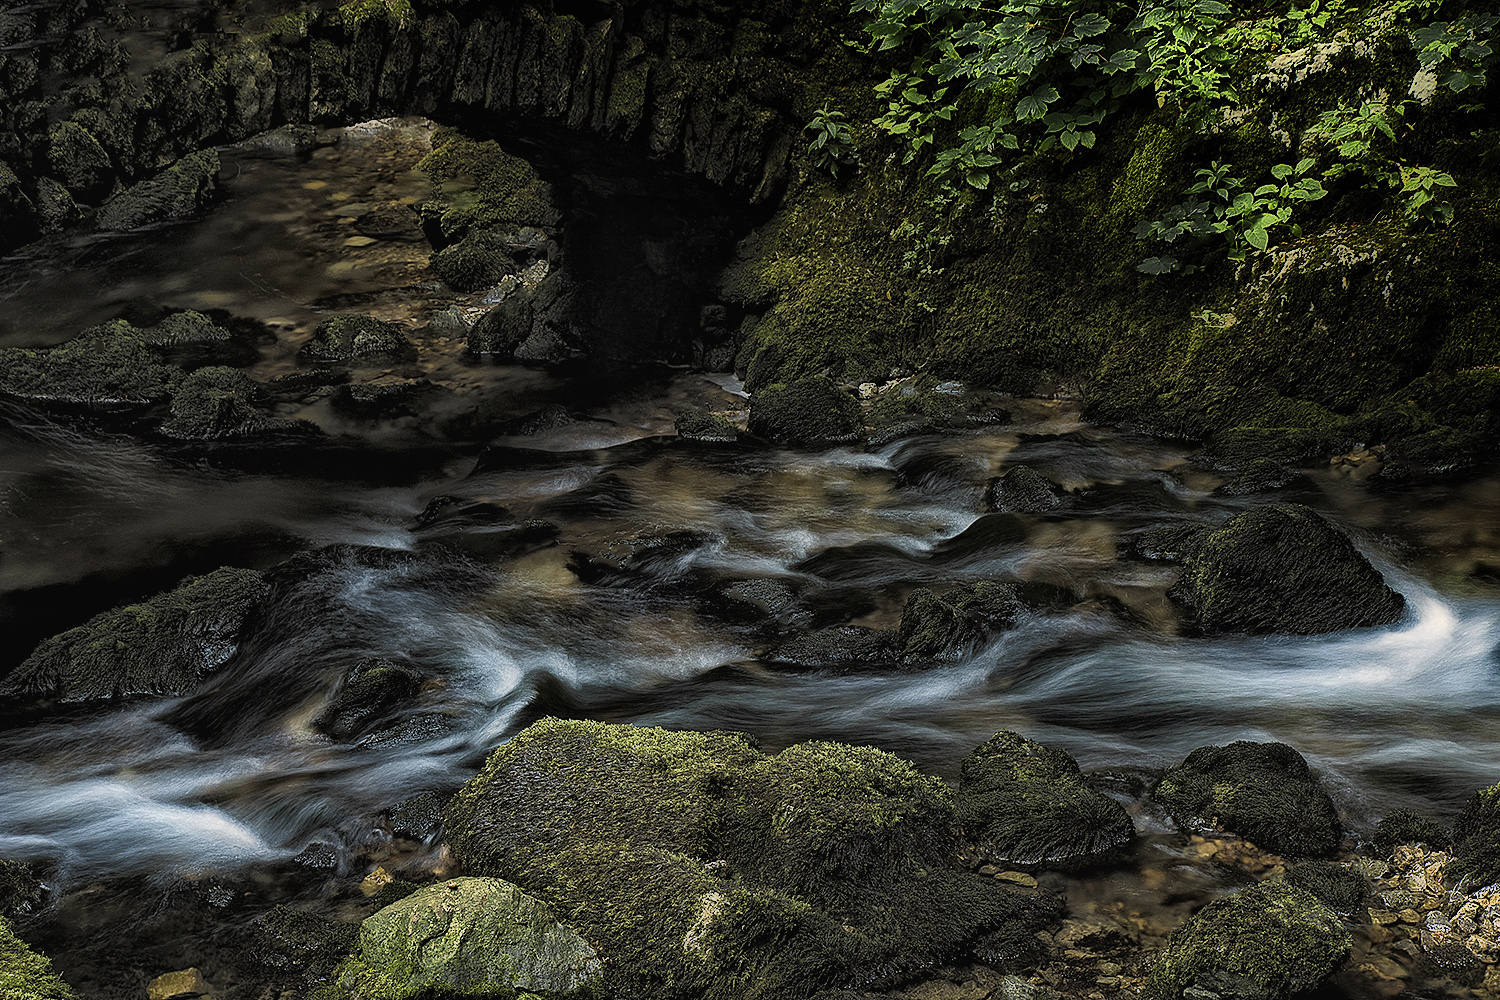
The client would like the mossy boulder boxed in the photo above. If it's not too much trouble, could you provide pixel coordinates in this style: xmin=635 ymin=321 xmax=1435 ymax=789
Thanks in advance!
xmin=1168 ymin=505 xmax=1405 ymax=635
xmin=0 ymin=917 xmax=74 ymax=1000
xmin=675 ymin=411 xmax=738 ymax=443
xmin=445 ymin=719 xmax=1056 ymax=999
xmin=302 ymin=315 xmax=413 ymax=363
xmin=896 ymin=582 xmax=1021 ymax=662
xmin=145 ymin=310 xmax=231 ymax=347
xmin=957 ymin=731 xmax=1135 ymax=869
xmin=2 ymin=567 xmax=269 ymax=701
xmin=985 ymin=467 xmax=1065 ymax=514
xmin=1373 ymin=808 xmax=1449 ymax=856
xmin=95 ymin=149 xmax=219 ymax=231
xmin=332 ymin=877 xmax=603 ymax=1000
xmin=0 ymin=321 xmax=182 ymax=407
xmin=1152 ymin=742 xmax=1342 ymax=856
xmin=468 ymin=296 xmax=533 ymax=357
xmin=429 ymin=236 xmax=513 ymax=292
xmin=314 ymin=658 xmax=422 ymax=742
xmin=1141 ymin=881 xmax=1351 ymax=1000
xmin=417 ymin=129 xmax=557 ymax=243
xmin=1451 ymin=782 xmax=1500 ymax=888
xmin=46 ymin=120 xmax=112 ymax=199
xmin=159 ymin=367 xmax=275 ymax=439
xmin=747 ymin=376 xmax=862 ymax=447
xmin=0 ymin=862 xmax=43 ymax=919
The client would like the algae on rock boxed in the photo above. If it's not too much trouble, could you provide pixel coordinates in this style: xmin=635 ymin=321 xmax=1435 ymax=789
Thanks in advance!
xmin=0 ymin=917 xmax=74 ymax=1000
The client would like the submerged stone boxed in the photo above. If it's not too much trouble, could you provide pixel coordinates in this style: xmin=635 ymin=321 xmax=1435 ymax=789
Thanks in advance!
xmin=747 ymin=376 xmax=862 ymax=447
xmin=0 ymin=862 xmax=43 ymax=919
xmin=768 ymin=625 xmax=896 ymax=669
xmin=445 ymin=719 xmax=1056 ymax=999
xmin=1141 ymin=881 xmax=1350 ymax=1000
xmin=467 ymin=296 xmax=533 ymax=357
xmin=314 ymin=658 xmax=422 ymax=742
xmin=675 ymin=410 xmax=738 ymax=442
xmin=957 ymin=731 xmax=1135 ymax=869
xmin=1152 ymin=741 xmax=1342 ymax=856
xmin=2 ymin=567 xmax=269 ymax=701
xmin=159 ymin=367 xmax=279 ymax=439
xmin=1168 ymin=504 xmax=1405 ymax=634
xmin=333 ymin=877 xmax=603 ymax=1000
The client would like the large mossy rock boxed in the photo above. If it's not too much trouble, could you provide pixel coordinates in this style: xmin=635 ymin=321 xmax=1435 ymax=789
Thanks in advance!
xmin=984 ymin=466 xmax=1065 ymax=514
xmin=0 ymin=916 xmax=74 ymax=1000
xmin=747 ymin=376 xmax=862 ymax=447
xmin=429 ymin=236 xmax=513 ymax=292
xmin=445 ymin=719 xmax=1055 ymax=1000
xmin=1152 ymin=742 xmax=1341 ymax=857
xmin=897 ymin=582 xmax=1021 ymax=662
xmin=2 ymin=567 xmax=268 ymax=701
xmin=1451 ymin=782 xmax=1500 ymax=887
xmin=0 ymin=320 xmax=182 ymax=407
xmin=1168 ymin=504 xmax=1405 ymax=635
xmin=95 ymin=148 xmax=219 ymax=231
xmin=333 ymin=877 xmax=603 ymax=1000
xmin=957 ymin=731 xmax=1134 ymax=869
xmin=1141 ymin=881 xmax=1351 ymax=1000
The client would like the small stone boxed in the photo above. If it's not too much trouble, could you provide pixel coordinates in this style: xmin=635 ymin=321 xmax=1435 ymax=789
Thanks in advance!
xmin=303 ymin=181 xmax=328 ymax=190
xmin=1096 ymin=962 xmax=1121 ymax=976
xmin=360 ymin=867 xmax=394 ymax=897
xmin=344 ymin=236 xmax=378 ymax=247
xmin=859 ymin=382 xmax=878 ymax=399
xmin=147 ymin=968 xmax=212 ymax=999
xmin=995 ymin=871 xmax=1039 ymax=887
xmin=1368 ymin=908 xmax=1399 ymax=925
xmin=1399 ymin=908 xmax=1423 ymax=924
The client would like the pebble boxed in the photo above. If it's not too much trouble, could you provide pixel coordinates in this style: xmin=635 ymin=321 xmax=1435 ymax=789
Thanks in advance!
xmin=995 ymin=871 xmax=1038 ymax=887
xmin=146 ymin=968 xmax=212 ymax=1000
xmin=344 ymin=236 xmax=378 ymax=247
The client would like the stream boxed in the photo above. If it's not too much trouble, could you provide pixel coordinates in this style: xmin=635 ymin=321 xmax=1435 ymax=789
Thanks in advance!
xmin=1 ymin=116 xmax=1499 ymax=998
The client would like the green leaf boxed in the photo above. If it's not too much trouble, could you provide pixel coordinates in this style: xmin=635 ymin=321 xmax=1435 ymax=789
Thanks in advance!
xmin=1061 ymin=130 xmax=1081 ymax=151
xmin=1270 ymin=163 xmax=1293 ymax=180
xmin=1244 ymin=226 xmax=1270 ymax=251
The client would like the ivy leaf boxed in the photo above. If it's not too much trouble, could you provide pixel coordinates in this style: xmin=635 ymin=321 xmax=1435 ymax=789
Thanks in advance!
xmin=1270 ymin=163 xmax=1293 ymax=180
xmin=1061 ymin=130 xmax=1081 ymax=151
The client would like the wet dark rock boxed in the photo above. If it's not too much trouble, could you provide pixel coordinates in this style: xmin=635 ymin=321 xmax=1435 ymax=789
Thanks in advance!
xmin=768 ymin=625 xmax=896 ymax=669
xmin=717 ymin=578 xmax=801 ymax=622
xmin=498 ymin=404 xmax=591 ymax=437
xmin=1152 ymin=741 xmax=1342 ymax=856
xmin=1373 ymin=808 xmax=1449 ymax=856
xmin=1121 ymin=523 xmax=1212 ymax=564
xmin=1168 ymin=504 xmax=1405 ymax=635
xmin=429 ymin=235 xmax=514 ymax=293
xmin=868 ymin=417 xmax=937 ymax=447
xmin=467 ymin=295 xmax=532 ymax=357
xmin=357 ymin=713 xmax=462 ymax=751
xmin=301 ymin=315 xmax=413 ymax=363
xmin=332 ymin=877 xmax=603 ymax=1000
xmin=250 ymin=905 xmax=357 ymax=974
xmin=748 ymin=376 xmax=862 ymax=447
xmin=1215 ymin=458 xmax=1298 ymax=496
xmin=416 ymin=496 xmax=516 ymax=530
xmin=0 ymin=861 xmax=43 ymax=918
xmin=33 ymin=177 xmax=79 ymax=233
xmin=387 ymin=792 xmax=446 ymax=840
xmin=957 ymin=731 xmax=1135 ymax=869
xmin=2 ymin=567 xmax=269 ymax=702
xmin=896 ymin=582 xmax=1021 ymax=662
xmin=314 ymin=658 xmax=422 ymax=742
xmin=96 ymin=148 xmax=219 ymax=231
xmin=675 ymin=410 xmax=738 ymax=442
xmin=1417 ymin=941 xmax=1486 ymax=987
xmin=445 ymin=718 xmax=1059 ymax=1000
xmin=293 ymin=842 xmax=340 ymax=871
xmin=354 ymin=203 xmax=423 ymax=242
xmin=0 ymin=320 xmax=181 ymax=407
xmin=985 ymin=466 xmax=1065 ymax=513
xmin=1140 ymin=881 xmax=1350 ymax=1000
xmin=534 ymin=472 xmax=636 ymax=519
xmin=0 ymin=165 xmax=38 ymax=246
xmin=1284 ymin=861 xmax=1366 ymax=915
xmin=1451 ymin=781 xmax=1500 ymax=887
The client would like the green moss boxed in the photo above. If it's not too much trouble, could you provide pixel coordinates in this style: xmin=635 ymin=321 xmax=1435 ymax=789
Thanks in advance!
xmin=445 ymin=719 xmax=1056 ymax=999
xmin=1452 ymin=782 xmax=1500 ymax=887
xmin=0 ymin=321 xmax=182 ymax=406
xmin=1284 ymin=861 xmax=1367 ymax=915
xmin=1141 ymin=881 xmax=1351 ymax=1000
xmin=418 ymin=131 xmax=554 ymax=243
xmin=96 ymin=149 xmax=219 ymax=232
xmin=675 ymin=411 xmax=738 ymax=442
xmin=338 ymin=0 xmax=413 ymax=30
xmin=1373 ymin=808 xmax=1449 ymax=856
xmin=1152 ymin=741 xmax=1342 ymax=856
xmin=160 ymin=366 xmax=265 ymax=439
xmin=430 ymin=236 xmax=512 ymax=292
xmin=45 ymin=120 xmax=112 ymax=198
xmin=896 ymin=582 xmax=1020 ymax=662
xmin=1 ymin=567 xmax=268 ymax=701
xmin=302 ymin=315 xmax=413 ymax=363
xmin=0 ymin=917 xmax=74 ymax=1000
xmin=957 ymin=731 xmax=1135 ymax=869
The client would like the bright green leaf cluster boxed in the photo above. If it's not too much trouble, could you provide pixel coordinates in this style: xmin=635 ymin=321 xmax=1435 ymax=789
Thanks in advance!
xmin=805 ymin=105 xmax=860 ymax=177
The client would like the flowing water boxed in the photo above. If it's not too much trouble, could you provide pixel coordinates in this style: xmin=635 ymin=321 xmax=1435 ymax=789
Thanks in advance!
xmin=2 ymin=117 xmax=1500 ymax=997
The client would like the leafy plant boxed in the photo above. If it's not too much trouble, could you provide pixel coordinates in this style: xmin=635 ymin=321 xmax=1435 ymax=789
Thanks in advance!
xmin=1135 ymin=159 xmax=1327 ymax=264
xmin=1413 ymin=13 xmax=1499 ymax=92
xmin=1306 ymin=101 xmax=1458 ymax=227
xmin=805 ymin=106 xmax=860 ymax=176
